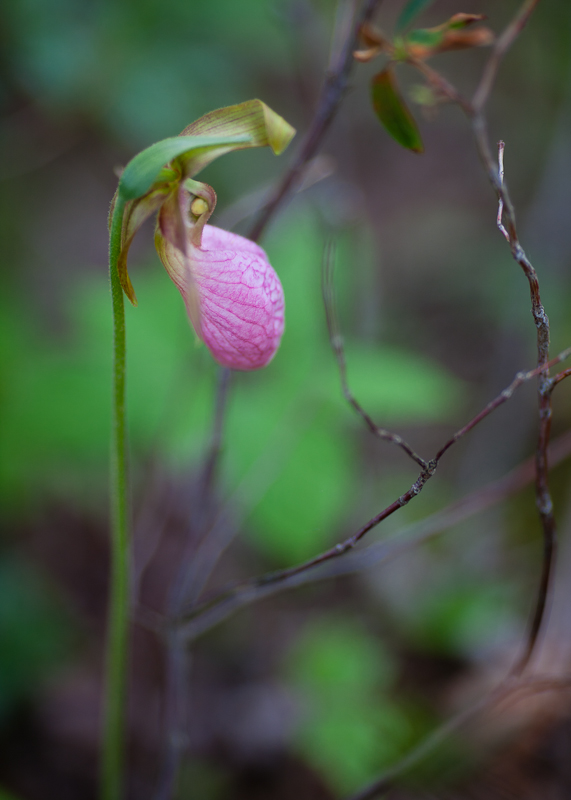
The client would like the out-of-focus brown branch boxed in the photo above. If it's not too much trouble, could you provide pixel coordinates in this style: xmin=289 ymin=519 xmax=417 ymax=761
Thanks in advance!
xmin=248 ymin=0 xmax=385 ymax=243
xmin=472 ymin=0 xmax=541 ymax=114
xmin=155 ymin=365 xmax=232 ymax=800
xmin=346 ymin=673 xmax=571 ymax=800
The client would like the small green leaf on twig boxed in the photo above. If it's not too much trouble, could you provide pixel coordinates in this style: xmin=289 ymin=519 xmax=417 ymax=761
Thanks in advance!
xmin=406 ymin=28 xmax=444 ymax=50
xmin=395 ymin=0 xmax=437 ymax=33
xmin=371 ymin=67 xmax=424 ymax=153
xmin=405 ymin=14 xmax=493 ymax=59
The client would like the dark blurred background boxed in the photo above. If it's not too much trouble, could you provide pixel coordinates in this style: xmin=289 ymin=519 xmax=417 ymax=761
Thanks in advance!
xmin=1 ymin=0 xmax=571 ymax=798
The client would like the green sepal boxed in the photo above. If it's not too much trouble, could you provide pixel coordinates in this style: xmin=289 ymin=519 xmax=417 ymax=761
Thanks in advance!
xmin=111 ymin=99 xmax=296 ymax=304
xmin=177 ymin=99 xmax=296 ymax=177
xmin=117 ymin=134 xmax=250 ymax=201
xmin=371 ymin=67 xmax=424 ymax=153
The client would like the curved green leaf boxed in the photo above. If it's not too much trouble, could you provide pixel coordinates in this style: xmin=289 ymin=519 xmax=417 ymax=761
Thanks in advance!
xmin=118 ymin=134 xmax=249 ymax=201
xmin=371 ymin=68 xmax=424 ymax=153
xmin=178 ymin=98 xmax=296 ymax=177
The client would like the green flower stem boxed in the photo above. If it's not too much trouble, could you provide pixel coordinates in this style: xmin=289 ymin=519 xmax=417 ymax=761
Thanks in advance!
xmin=102 ymin=192 xmax=130 ymax=800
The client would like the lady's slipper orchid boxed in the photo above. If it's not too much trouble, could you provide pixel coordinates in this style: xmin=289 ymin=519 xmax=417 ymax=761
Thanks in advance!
xmin=109 ymin=100 xmax=295 ymax=370
xmin=156 ymin=222 xmax=285 ymax=370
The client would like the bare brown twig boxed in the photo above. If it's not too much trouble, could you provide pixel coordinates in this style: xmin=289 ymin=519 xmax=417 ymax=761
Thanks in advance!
xmin=551 ymin=367 xmax=571 ymax=390
xmin=406 ymin=0 xmax=551 ymax=676
xmin=248 ymin=0 xmax=385 ymax=242
xmin=177 ymin=350 xmax=571 ymax=641
xmin=175 ymin=0 xmax=557 ymax=681
xmin=172 ymin=428 xmax=571 ymax=644
xmin=322 ymin=240 xmax=428 ymax=469
xmin=472 ymin=0 xmax=541 ymax=114
xmin=496 ymin=140 xmax=510 ymax=242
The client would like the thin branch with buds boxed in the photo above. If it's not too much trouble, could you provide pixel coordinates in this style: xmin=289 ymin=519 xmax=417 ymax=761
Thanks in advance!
xmin=406 ymin=0 xmax=552 ymax=675
xmin=472 ymin=26 xmax=555 ymax=679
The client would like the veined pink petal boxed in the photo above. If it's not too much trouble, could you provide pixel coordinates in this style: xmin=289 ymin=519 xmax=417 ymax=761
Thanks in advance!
xmin=157 ymin=225 xmax=285 ymax=371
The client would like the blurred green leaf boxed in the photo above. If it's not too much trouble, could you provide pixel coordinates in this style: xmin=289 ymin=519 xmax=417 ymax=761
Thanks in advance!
xmin=406 ymin=28 xmax=444 ymax=48
xmin=176 ymin=759 xmax=229 ymax=800
xmin=0 ymin=788 xmax=23 ymax=800
xmin=322 ymin=342 xmax=464 ymax=423
xmin=297 ymin=700 xmax=412 ymax=793
xmin=285 ymin=617 xmax=396 ymax=695
xmin=118 ymin=134 xmax=248 ymax=200
xmin=0 ymin=269 xmax=214 ymax=508
xmin=403 ymin=582 xmax=513 ymax=656
xmin=284 ymin=616 xmax=415 ymax=793
xmin=395 ymin=0 xmax=437 ymax=32
xmin=0 ymin=559 xmax=74 ymax=719
xmin=246 ymin=412 xmax=357 ymax=564
xmin=371 ymin=68 xmax=424 ymax=153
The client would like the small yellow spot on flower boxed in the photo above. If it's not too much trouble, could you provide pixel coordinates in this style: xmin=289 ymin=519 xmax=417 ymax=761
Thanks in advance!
xmin=190 ymin=197 xmax=209 ymax=216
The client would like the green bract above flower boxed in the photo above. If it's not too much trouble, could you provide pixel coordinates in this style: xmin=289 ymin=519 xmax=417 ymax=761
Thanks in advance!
xmin=109 ymin=99 xmax=296 ymax=306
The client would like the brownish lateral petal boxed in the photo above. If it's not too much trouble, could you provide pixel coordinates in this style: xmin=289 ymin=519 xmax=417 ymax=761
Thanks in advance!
xmin=117 ymin=184 xmax=172 ymax=305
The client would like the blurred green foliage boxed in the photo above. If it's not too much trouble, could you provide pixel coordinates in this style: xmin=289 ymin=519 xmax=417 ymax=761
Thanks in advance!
xmin=283 ymin=615 xmax=428 ymax=794
xmin=0 ymin=558 xmax=74 ymax=720
xmin=0 ymin=210 xmax=463 ymax=572
xmin=1 ymin=0 xmax=570 ymax=793
xmin=2 ymin=0 xmax=291 ymax=140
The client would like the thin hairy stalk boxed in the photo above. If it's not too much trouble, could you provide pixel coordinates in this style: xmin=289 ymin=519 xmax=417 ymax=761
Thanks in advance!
xmin=248 ymin=0 xmax=384 ymax=243
xmin=102 ymin=193 xmax=130 ymax=800
xmin=346 ymin=674 xmax=571 ymax=800
xmin=322 ymin=242 xmax=428 ymax=469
